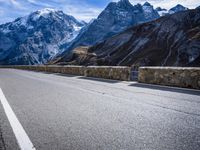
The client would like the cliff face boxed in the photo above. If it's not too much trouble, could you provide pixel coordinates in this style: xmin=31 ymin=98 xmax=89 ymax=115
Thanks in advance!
xmin=55 ymin=0 xmax=160 ymax=61
xmin=60 ymin=9 xmax=200 ymax=67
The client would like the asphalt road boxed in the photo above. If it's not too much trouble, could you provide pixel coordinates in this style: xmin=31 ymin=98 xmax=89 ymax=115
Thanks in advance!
xmin=0 ymin=69 xmax=200 ymax=150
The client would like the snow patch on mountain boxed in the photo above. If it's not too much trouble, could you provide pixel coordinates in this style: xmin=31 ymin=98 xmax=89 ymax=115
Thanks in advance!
xmin=142 ymin=2 xmax=159 ymax=21
xmin=31 ymin=8 xmax=58 ymax=20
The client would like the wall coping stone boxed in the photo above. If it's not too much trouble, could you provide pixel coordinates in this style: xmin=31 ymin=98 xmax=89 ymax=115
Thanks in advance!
xmin=140 ymin=67 xmax=200 ymax=70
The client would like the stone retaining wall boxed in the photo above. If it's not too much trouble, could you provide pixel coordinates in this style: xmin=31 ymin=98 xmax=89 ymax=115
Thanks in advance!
xmin=85 ymin=66 xmax=131 ymax=81
xmin=138 ymin=67 xmax=200 ymax=89
xmin=0 ymin=65 xmax=131 ymax=81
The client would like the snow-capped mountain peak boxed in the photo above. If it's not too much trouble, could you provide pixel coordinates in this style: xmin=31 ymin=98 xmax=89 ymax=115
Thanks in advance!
xmin=118 ymin=0 xmax=132 ymax=5
xmin=37 ymin=8 xmax=57 ymax=15
xmin=142 ymin=2 xmax=154 ymax=12
xmin=169 ymin=4 xmax=188 ymax=14
xmin=31 ymin=8 xmax=58 ymax=20
xmin=30 ymin=8 xmax=66 ymax=21
xmin=0 ymin=9 xmax=86 ymax=65
xmin=143 ymin=2 xmax=151 ymax=6
xmin=142 ymin=2 xmax=160 ymax=21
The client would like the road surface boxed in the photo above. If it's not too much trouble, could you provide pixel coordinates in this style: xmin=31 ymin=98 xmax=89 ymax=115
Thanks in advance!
xmin=0 ymin=69 xmax=200 ymax=150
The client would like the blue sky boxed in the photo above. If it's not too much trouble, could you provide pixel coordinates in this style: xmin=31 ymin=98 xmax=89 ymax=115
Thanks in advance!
xmin=0 ymin=0 xmax=199 ymax=24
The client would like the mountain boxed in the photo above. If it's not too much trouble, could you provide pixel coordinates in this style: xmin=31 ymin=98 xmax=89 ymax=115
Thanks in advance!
xmin=57 ymin=8 xmax=200 ymax=67
xmin=168 ymin=4 xmax=188 ymax=14
xmin=156 ymin=4 xmax=189 ymax=16
xmin=55 ymin=0 xmax=160 ymax=61
xmin=0 ymin=1 xmax=192 ymax=65
xmin=0 ymin=8 xmax=86 ymax=65
xmin=142 ymin=2 xmax=160 ymax=21
xmin=155 ymin=7 xmax=168 ymax=16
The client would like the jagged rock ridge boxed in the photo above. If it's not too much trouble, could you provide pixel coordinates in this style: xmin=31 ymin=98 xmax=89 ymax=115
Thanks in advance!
xmin=56 ymin=0 xmax=160 ymax=61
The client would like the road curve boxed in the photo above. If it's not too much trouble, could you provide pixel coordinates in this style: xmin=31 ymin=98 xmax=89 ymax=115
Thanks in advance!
xmin=0 ymin=69 xmax=200 ymax=150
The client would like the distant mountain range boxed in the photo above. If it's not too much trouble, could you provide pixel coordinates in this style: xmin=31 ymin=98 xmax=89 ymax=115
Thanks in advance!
xmin=156 ymin=4 xmax=188 ymax=16
xmin=0 ymin=0 xmax=199 ymax=66
xmin=58 ymin=8 xmax=200 ymax=67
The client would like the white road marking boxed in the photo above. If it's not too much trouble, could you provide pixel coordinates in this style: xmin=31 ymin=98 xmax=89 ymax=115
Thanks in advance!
xmin=0 ymin=88 xmax=36 ymax=150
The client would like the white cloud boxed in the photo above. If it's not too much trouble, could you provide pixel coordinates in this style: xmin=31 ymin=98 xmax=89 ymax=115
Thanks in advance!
xmin=62 ymin=2 xmax=102 ymax=22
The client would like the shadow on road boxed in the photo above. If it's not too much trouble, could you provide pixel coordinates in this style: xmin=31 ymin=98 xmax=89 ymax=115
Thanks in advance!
xmin=34 ymin=71 xmax=77 ymax=77
xmin=129 ymin=83 xmax=200 ymax=96
xmin=37 ymin=71 xmax=120 ymax=83
xmin=28 ymin=70 xmax=53 ymax=74
xmin=54 ymin=73 xmax=78 ymax=78
xmin=40 ymin=71 xmax=53 ymax=74
xmin=78 ymin=77 xmax=120 ymax=84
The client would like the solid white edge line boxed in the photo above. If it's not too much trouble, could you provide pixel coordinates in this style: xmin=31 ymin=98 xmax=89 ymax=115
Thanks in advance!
xmin=0 ymin=88 xmax=36 ymax=150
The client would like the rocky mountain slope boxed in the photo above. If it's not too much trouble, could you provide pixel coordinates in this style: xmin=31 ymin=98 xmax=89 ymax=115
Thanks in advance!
xmin=0 ymin=8 xmax=86 ymax=65
xmin=56 ymin=0 xmax=160 ymax=58
xmin=54 ymin=1 xmax=190 ymax=63
xmin=58 ymin=8 xmax=200 ymax=67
